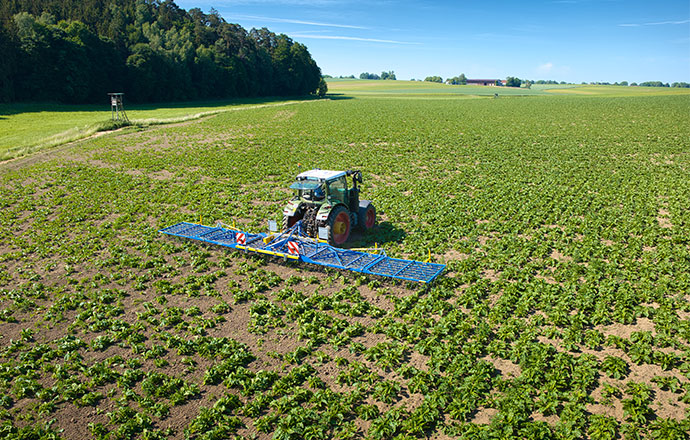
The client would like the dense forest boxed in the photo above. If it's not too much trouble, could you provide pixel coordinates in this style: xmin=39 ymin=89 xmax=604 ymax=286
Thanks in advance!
xmin=0 ymin=0 xmax=325 ymax=103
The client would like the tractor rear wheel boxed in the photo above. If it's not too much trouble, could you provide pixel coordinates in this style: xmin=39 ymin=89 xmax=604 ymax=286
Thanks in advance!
xmin=360 ymin=204 xmax=376 ymax=230
xmin=328 ymin=206 xmax=351 ymax=245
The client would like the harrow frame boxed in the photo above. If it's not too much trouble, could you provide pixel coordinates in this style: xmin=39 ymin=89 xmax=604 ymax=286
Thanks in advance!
xmin=160 ymin=221 xmax=445 ymax=284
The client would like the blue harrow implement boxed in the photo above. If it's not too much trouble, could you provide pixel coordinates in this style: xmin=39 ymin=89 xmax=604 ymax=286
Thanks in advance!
xmin=160 ymin=221 xmax=445 ymax=284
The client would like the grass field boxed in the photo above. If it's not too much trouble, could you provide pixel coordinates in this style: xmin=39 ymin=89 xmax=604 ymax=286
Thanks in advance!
xmin=1 ymin=87 xmax=690 ymax=439
xmin=0 ymin=98 xmax=317 ymax=161
xmin=544 ymin=86 xmax=690 ymax=96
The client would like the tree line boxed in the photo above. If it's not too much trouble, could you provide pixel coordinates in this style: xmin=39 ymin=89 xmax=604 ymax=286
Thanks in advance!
xmin=0 ymin=0 xmax=325 ymax=103
xmin=601 ymin=81 xmax=688 ymax=88
xmin=409 ymin=74 xmax=689 ymax=89
xmin=359 ymin=71 xmax=396 ymax=80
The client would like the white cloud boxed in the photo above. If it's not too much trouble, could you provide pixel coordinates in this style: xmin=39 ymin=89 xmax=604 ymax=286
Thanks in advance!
xmin=535 ymin=62 xmax=571 ymax=77
xmin=213 ymin=0 xmax=343 ymax=5
xmin=619 ymin=19 xmax=689 ymax=27
xmin=230 ymin=14 xmax=367 ymax=29
xmin=290 ymin=34 xmax=421 ymax=45
xmin=538 ymin=62 xmax=554 ymax=73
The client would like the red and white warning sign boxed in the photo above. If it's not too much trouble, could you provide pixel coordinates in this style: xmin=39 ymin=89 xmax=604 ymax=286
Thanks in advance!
xmin=287 ymin=241 xmax=300 ymax=255
xmin=235 ymin=232 xmax=246 ymax=245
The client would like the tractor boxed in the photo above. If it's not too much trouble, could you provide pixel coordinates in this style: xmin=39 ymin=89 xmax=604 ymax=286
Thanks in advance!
xmin=282 ymin=169 xmax=376 ymax=245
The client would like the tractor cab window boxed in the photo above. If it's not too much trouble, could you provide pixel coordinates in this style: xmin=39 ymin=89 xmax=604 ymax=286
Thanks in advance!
xmin=312 ymin=184 xmax=325 ymax=201
xmin=290 ymin=180 xmax=324 ymax=202
xmin=327 ymin=177 xmax=347 ymax=204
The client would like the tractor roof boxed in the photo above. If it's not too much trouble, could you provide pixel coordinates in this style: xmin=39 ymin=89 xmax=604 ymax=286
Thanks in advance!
xmin=296 ymin=169 xmax=346 ymax=182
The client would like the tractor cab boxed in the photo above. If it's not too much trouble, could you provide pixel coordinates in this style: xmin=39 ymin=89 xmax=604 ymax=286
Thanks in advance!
xmin=283 ymin=169 xmax=375 ymax=245
xmin=289 ymin=169 xmax=347 ymax=204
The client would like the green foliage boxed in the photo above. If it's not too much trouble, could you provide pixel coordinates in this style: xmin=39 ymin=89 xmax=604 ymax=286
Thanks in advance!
xmin=601 ymin=355 xmax=629 ymax=379
xmin=380 ymin=71 xmax=396 ymax=80
xmin=505 ymin=76 xmax=522 ymax=87
xmin=317 ymin=77 xmax=328 ymax=97
xmin=360 ymin=72 xmax=380 ymax=80
xmin=1 ymin=1 xmax=322 ymax=103
xmin=622 ymin=382 xmax=653 ymax=425
xmin=588 ymin=414 xmax=618 ymax=440
xmin=446 ymin=73 xmax=467 ymax=85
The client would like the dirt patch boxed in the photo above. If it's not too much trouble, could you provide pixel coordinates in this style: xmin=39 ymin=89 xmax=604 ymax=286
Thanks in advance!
xmin=443 ymin=249 xmax=469 ymax=262
xmin=530 ymin=413 xmax=559 ymax=425
xmin=652 ymin=388 xmax=688 ymax=420
xmin=657 ymin=217 xmax=673 ymax=228
xmin=550 ymin=249 xmax=572 ymax=263
xmin=272 ymin=109 xmax=297 ymax=120
xmin=49 ymin=400 xmax=111 ymax=440
xmin=408 ymin=350 xmax=430 ymax=370
xmin=597 ymin=317 xmax=655 ymax=339
xmin=471 ymin=407 xmax=498 ymax=424
xmin=482 ymin=269 xmax=500 ymax=282
xmin=477 ymin=236 xmax=491 ymax=246
xmin=483 ymin=356 xmax=521 ymax=378
xmin=657 ymin=208 xmax=673 ymax=228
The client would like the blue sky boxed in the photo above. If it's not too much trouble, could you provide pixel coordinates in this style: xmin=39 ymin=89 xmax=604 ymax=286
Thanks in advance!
xmin=175 ymin=0 xmax=690 ymax=83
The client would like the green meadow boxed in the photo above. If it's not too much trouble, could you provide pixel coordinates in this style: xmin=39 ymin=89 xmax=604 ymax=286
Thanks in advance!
xmin=0 ymin=98 xmax=316 ymax=161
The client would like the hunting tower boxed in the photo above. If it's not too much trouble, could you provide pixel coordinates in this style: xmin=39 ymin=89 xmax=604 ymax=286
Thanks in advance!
xmin=108 ymin=93 xmax=129 ymax=122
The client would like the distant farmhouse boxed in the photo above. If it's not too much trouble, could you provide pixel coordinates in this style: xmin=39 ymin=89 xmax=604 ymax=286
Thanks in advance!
xmin=467 ymin=79 xmax=501 ymax=86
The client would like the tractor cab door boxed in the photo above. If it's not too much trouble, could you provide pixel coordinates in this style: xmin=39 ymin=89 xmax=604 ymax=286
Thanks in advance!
xmin=327 ymin=176 xmax=348 ymax=206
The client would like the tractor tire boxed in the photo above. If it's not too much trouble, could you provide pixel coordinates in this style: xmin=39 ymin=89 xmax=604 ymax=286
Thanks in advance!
xmin=359 ymin=203 xmax=376 ymax=231
xmin=303 ymin=205 xmax=320 ymax=237
xmin=328 ymin=205 xmax=351 ymax=246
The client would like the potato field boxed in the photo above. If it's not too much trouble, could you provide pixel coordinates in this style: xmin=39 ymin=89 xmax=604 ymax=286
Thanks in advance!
xmin=1 ymin=88 xmax=689 ymax=439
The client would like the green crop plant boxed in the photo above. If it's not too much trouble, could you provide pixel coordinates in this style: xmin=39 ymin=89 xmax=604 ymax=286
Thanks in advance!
xmin=601 ymin=355 xmax=630 ymax=379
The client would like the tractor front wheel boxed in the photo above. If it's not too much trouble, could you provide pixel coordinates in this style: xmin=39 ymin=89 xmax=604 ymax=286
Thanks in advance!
xmin=328 ymin=206 xmax=351 ymax=245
